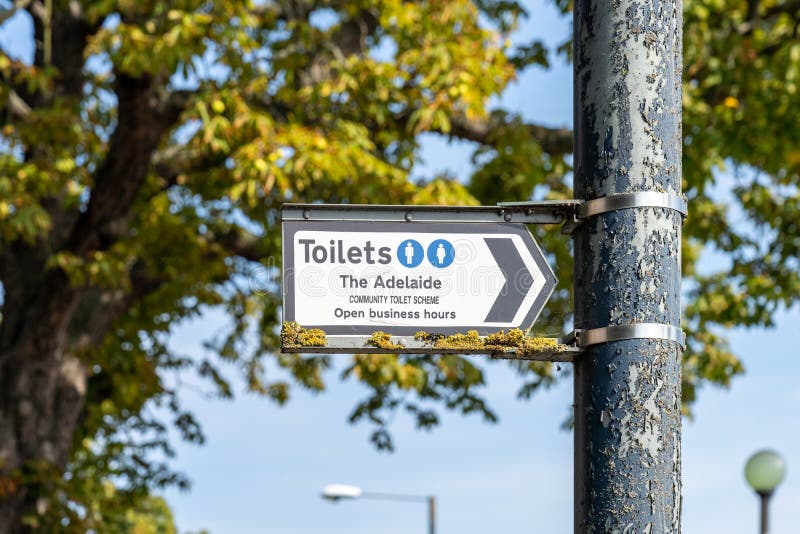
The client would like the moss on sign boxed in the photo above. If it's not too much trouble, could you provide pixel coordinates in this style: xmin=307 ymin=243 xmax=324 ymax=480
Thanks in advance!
xmin=281 ymin=323 xmax=566 ymax=356
xmin=415 ymin=328 xmax=566 ymax=356
xmin=367 ymin=331 xmax=404 ymax=350
xmin=281 ymin=322 xmax=328 ymax=348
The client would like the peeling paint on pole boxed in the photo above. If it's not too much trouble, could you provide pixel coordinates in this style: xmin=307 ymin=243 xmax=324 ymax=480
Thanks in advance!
xmin=573 ymin=0 xmax=683 ymax=532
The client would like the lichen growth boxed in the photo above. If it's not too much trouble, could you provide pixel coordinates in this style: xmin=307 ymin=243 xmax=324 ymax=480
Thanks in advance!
xmin=517 ymin=336 xmax=562 ymax=354
xmin=424 ymin=330 xmax=484 ymax=350
xmin=367 ymin=331 xmax=404 ymax=350
xmin=280 ymin=323 xmax=564 ymax=355
xmin=484 ymin=328 xmax=526 ymax=346
xmin=281 ymin=322 xmax=327 ymax=347
xmin=414 ymin=331 xmax=444 ymax=343
xmin=414 ymin=328 xmax=565 ymax=355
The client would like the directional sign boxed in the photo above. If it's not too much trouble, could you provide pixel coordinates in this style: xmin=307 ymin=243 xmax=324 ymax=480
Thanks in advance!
xmin=282 ymin=221 xmax=556 ymax=335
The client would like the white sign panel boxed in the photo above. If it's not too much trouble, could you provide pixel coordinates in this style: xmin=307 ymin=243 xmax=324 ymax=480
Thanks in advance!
xmin=282 ymin=221 xmax=556 ymax=335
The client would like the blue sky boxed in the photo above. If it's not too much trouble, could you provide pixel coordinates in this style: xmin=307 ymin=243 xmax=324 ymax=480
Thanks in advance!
xmin=2 ymin=1 xmax=799 ymax=532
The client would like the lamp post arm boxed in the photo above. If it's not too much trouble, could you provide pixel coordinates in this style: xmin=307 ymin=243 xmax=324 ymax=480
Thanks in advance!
xmin=359 ymin=492 xmax=432 ymax=503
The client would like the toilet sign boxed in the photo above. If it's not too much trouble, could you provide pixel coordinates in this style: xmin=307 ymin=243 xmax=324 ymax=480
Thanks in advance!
xmin=282 ymin=218 xmax=557 ymax=336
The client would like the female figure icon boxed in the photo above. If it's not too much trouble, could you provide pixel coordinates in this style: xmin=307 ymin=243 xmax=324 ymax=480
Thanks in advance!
xmin=436 ymin=243 xmax=445 ymax=265
xmin=426 ymin=239 xmax=454 ymax=268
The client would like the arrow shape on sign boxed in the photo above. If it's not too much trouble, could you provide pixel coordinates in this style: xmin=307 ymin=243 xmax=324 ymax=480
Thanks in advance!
xmin=483 ymin=237 xmax=534 ymax=323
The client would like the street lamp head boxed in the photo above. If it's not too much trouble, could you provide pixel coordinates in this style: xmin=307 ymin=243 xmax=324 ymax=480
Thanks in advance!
xmin=321 ymin=484 xmax=363 ymax=502
xmin=745 ymin=449 xmax=787 ymax=494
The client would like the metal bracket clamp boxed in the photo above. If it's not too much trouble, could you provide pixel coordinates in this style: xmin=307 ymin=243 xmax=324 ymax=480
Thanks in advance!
xmin=566 ymin=323 xmax=686 ymax=349
xmin=580 ymin=192 xmax=688 ymax=219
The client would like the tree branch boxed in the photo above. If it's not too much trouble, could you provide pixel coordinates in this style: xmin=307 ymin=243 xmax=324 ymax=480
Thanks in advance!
xmin=737 ymin=0 xmax=800 ymax=36
xmin=747 ymin=0 xmax=760 ymax=23
xmin=448 ymin=111 xmax=573 ymax=155
xmin=25 ymin=0 xmax=44 ymax=20
xmin=281 ymin=6 xmax=574 ymax=156
xmin=301 ymin=7 xmax=380 ymax=86
xmin=66 ymin=75 xmax=191 ymax=256
xmin=0 ymin=0 xmax=32 ymax=26
xmin=761 ymin=0 xmax=800 ymax=19
xmin=68 ymin=260 xmax=165 ymax=353
xmin=213 ymin=226 xmax=269 ymax=262
xmin=7 ymin=88 xmax=31 ymax=118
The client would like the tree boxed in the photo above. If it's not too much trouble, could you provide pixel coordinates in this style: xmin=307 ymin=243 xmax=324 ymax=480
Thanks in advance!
xmin=0 ymin=0 xmax=797 ymax=530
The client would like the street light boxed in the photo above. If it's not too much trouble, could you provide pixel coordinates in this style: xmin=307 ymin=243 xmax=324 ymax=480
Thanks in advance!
xmin=321 ymin=483 xmax=435 ymax=534
xmin=744 ymin=449 xmax=787 ymax=534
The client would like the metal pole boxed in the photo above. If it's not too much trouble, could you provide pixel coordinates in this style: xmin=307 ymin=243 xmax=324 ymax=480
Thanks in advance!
xmin=758 ymin=491 xmax=771 ymax=534
xmin=573 ymin=0 xmax=684 ymax=531
xmin=428 ymin=496 xmax=435 ymax=534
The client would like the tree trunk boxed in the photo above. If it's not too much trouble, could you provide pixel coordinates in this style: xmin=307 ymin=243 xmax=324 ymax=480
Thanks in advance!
xmin=0 ymin=246 xmax=88 ymax=531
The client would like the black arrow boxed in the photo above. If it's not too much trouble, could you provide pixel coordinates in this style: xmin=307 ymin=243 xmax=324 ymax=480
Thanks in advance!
xmin=483 ymin=238 xmax=534 ymax=323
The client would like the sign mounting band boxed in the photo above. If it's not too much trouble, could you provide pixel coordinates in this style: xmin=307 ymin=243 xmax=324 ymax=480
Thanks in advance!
xmin=580 ymin=192 xmax=688 ymax=218
xmin=568 ymin=323 xmax=686 ymax=349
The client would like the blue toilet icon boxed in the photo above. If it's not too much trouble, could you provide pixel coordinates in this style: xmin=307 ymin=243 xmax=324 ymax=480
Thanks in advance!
xmin=427 ymin=239 xmax=455 ymax=268
xmin=397 ymin=239 xmax=424 ymax=267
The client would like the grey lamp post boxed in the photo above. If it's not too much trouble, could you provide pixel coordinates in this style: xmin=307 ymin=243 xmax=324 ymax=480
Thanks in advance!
xmin=321 ymin=484 xmax=435 ymax=534
xmin=745 ymin=450 xmax=787 ymax=534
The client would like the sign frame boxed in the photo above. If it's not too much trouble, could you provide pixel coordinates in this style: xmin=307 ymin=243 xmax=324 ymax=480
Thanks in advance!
xmin=280 ymin=203 xmax=580 ymax=360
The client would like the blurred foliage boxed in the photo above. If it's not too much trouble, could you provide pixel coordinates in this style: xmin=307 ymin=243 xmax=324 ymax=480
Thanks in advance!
xmin=682 ymin=0 xmax=800 ymax=410
xmin=0 ymin=0 xmax=798 ymax=529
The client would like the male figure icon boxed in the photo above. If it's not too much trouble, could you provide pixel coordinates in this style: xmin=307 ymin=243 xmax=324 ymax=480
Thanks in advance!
xmin=404 ymin=241 xmax=414 ymax=265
